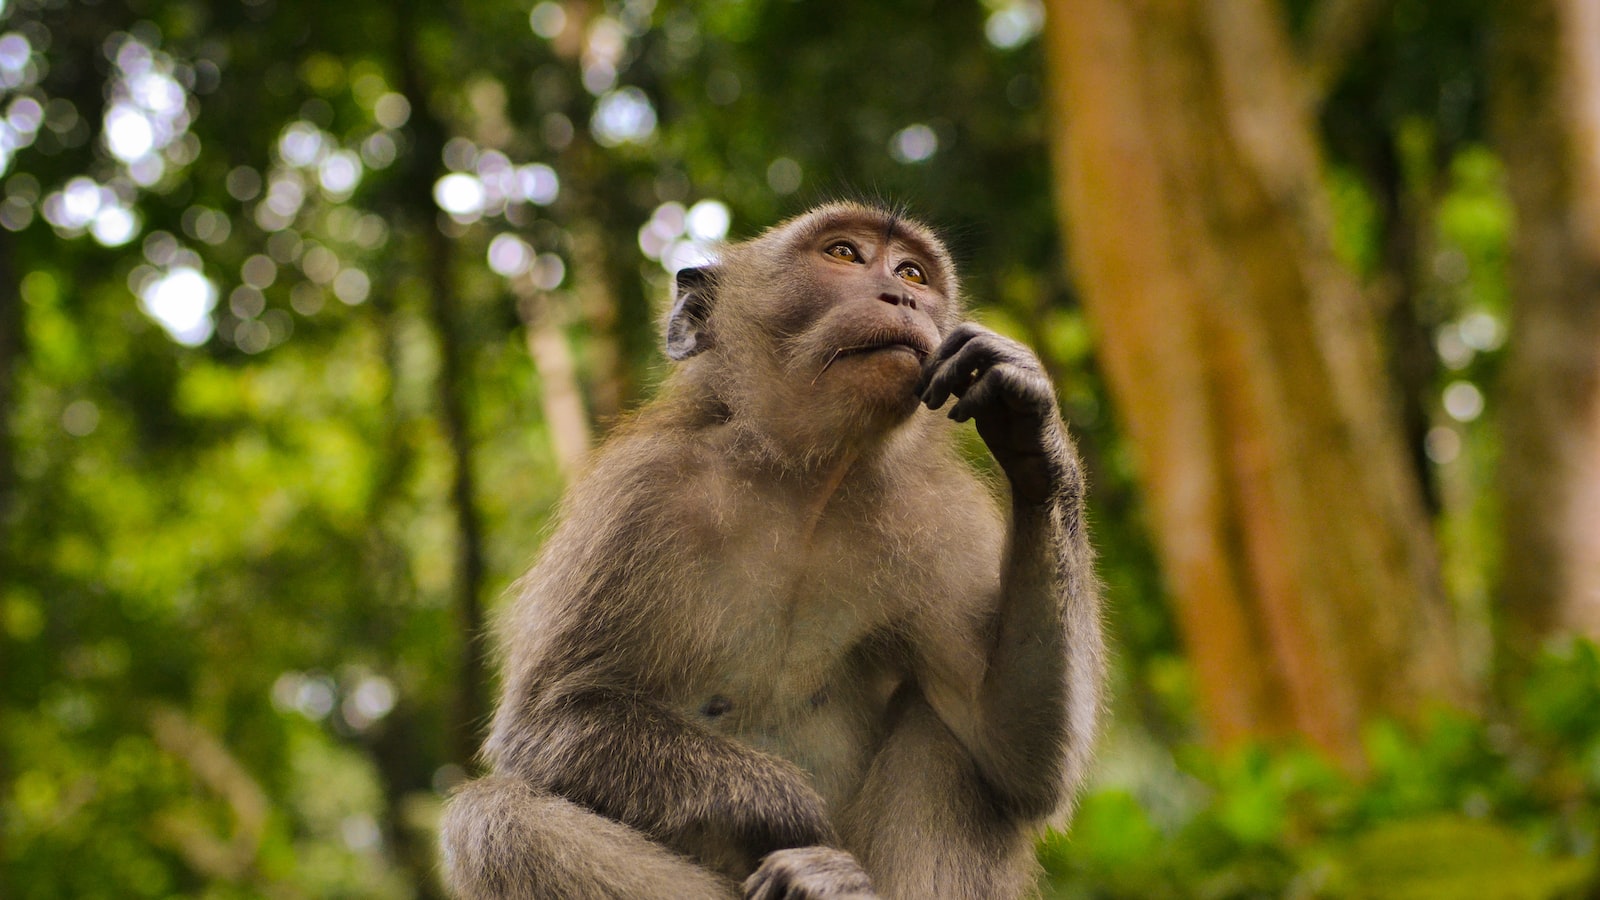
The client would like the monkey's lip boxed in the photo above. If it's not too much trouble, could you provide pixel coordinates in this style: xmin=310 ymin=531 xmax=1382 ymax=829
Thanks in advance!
xmin=834 ymin=338 xmax=931 ymax=360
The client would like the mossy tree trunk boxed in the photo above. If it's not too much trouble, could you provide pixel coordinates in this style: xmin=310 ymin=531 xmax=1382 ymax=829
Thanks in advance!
xmin=1043 ymin=0 xmax=1468 ymax=764
xmin=1494 ymin=0 xmax=1600 ymax=663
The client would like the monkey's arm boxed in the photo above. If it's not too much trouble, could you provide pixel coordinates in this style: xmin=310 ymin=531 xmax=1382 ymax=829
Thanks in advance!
xmin=492 ymin=681 xmax=841 ymax=869
xmin=917 ymin=322 xmax=1105 ymax=821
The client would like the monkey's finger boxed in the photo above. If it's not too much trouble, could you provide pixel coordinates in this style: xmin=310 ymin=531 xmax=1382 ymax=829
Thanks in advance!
xmin=929 ymin=321 xmax=987 ymax=364
xmin=915 ymin=323 xmax=986 ymax=396
xmin=948 ymin=367 xmax=1007 ymax=423
xmin=744 ymin=861 xmax=790 ymax=900
xmin=949 ymin=362 xmax=1038 ymax=422
xmin=935 ymin=323 xmax=1037 ymax=370
xmin=742 ymin=873 xmax=773 ymax=900
xmin=953 ymin=362 xmax=1054 ymax=422
xmin=920 ymin=337 xmax=1012 ymax=409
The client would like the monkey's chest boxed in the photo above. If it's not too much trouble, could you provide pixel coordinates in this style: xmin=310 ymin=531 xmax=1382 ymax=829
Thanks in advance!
xmin=694 ymin=518 xmax=913 ymax=683
xmin=692 ymin=627 xmax=901 ymax=812
xmin=675 ymin=524 xmax=917 ymax=803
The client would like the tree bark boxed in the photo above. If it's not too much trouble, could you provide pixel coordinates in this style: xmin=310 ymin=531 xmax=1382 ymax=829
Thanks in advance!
xmin=1043 ymin=0 xmax=1467 ymax=763
xmin=1494 ymin=0 xmax=1600 ymax=658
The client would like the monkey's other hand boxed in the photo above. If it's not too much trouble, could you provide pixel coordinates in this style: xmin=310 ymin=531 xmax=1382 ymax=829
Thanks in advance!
xmin=743 ymin=847 xmax=877 ymax=900
xmin=918 ymin=322 xmax=1067 ymax=500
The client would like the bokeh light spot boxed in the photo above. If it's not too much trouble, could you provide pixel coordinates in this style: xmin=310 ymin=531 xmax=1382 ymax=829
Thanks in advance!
xmin=90 ymin=205 xmax=139 ymax=246
xmin=488 ymin=233 xmax=533 ymax=277
xmin=529 ymin=2 xmax=568 ymax=39
xmin=889 ymin=124 xmax=938 ymax=164
xmin=1443 ymin=381 xmax=1485 ymax=423
xmin=434 ymin=173 xmax=486 ymax=218
xmin=985 ymin=0 xmax=1045 ymax=50
xmin=686 ymin=199 xmax=730 ymax=242
xmin=374 ymin=93 xmax=411 ymax=130
xmin=591 ymin=87 xmax=657 ymax=147
xmin=332 ymin=268 xmax=371 ymax=305
xmin=139 ymin=266 xmax=218 ymax=346
xmin=767 ymin=158 xmax=802 ymax=195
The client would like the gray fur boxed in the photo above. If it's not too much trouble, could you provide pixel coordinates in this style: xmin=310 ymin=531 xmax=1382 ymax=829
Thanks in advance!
xmin=440 ymin=203 xmax=1104 ymax=899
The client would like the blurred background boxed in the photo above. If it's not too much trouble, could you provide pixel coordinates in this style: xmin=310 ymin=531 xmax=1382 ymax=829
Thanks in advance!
xmin=3 ymin=0 xmax=1600 ymax=896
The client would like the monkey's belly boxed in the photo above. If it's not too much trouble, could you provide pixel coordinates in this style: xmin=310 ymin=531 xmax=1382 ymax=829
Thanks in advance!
xmin=680 ymin=651 xmax=901 ymax=812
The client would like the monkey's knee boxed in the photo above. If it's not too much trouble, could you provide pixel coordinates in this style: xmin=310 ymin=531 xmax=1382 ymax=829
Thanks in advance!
xmin=439 ymin=775 xmax=739 ymax=900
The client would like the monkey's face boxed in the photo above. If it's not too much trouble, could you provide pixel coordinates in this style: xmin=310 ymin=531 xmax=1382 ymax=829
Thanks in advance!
xmin=666 ymin=204 xmax=960 ymax=445
xmin=773 ymin=213 xmax=949 ymax=421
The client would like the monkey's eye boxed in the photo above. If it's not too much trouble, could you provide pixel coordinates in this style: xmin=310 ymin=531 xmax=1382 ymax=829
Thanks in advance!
xmin=825 ymin=242 xmax=860 ymax=262
xmin=896 ymin=262 xmax=927 ymax=285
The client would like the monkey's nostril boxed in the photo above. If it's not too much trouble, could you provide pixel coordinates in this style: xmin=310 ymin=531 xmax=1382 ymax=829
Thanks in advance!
xmin=879 ymin=292 xmax=916 ymax=309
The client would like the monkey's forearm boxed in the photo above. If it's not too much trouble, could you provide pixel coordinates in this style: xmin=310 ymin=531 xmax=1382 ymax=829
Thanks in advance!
xmin=502 ymin=686 xmax=838 ymax=857
xmin=975 ymin=443 xmax=1103 ymax=820
xmin=919 ymin=319 xmax=1105 ymax=820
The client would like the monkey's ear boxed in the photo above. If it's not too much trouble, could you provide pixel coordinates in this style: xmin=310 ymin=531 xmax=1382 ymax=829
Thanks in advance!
xmin=666 ymin=265 xmax=718 ymax=360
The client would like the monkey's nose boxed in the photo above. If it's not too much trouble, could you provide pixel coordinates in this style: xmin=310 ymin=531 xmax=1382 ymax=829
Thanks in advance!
xmin=878 ymin=291 xmax=917 ymax=310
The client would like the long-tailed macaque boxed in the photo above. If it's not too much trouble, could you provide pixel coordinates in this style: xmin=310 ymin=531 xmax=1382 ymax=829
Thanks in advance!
xmin=440 ymin=202 xmax=1104 ymax=899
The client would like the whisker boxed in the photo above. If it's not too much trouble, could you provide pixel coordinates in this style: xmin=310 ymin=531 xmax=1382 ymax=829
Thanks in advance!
xmin=809 ymin=343 xmax=929 ymax=386
xmin=811 ymin=348 xmax=847 ymax=386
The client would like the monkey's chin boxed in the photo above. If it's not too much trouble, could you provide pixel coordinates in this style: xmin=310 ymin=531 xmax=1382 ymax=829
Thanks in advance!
xmin=830 ymin=348 xmax=925 ymax=418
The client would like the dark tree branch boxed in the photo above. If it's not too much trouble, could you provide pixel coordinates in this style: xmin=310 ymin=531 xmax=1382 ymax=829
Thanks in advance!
xmin=395 ymin=1 xmax=490 ymax=774
xmin=0 ymin=226 xmax=20 ymax=880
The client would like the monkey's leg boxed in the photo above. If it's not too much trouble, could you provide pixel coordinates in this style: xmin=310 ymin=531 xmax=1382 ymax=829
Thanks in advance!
xmin=839 ymin=694 xmax=1040 ymax=900
xmin=440 ymin=774 xmax=740 ymax=900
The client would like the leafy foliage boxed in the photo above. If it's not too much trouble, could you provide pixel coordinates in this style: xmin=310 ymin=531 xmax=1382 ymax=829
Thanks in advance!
xmin=1042 ymin=643 xmax=1600 ymax=898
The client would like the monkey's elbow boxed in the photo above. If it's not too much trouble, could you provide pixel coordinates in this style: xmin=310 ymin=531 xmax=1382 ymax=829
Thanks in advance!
xmin=439 ymin=776 xmax=546 ymax=900
xmin=989 ymin=773 xmax=1068 ymax=825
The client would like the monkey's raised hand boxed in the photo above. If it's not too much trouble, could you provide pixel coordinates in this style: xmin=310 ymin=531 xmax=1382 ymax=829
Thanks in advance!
xmin=743 ymin=846 xmax=876 ymax=900
xmin=917 ymin=322 xmax=1069 ymax=501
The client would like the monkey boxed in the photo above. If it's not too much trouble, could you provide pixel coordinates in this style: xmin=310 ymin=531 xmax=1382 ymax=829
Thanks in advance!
xmin=439 ymin=201 xmax=1104 ymax=899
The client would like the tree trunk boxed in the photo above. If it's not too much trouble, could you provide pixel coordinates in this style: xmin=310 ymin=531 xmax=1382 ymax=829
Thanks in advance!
xmin=396 ymin=3 xmax=489 ymax=773
xmin=0 ymin=225 xmax=20 ymax=879
xmin=1043 ymin=0 xmax=1467 ymax=763
xmin=1494 ymin=0 xmax=1600 ymax=659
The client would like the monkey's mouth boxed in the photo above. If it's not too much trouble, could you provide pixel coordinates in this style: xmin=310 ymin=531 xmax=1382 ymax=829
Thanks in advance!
xmin=811 ymin=338 xmax=930 ymax=385
xmin=835 ymin=340 xmax=929 ymax=360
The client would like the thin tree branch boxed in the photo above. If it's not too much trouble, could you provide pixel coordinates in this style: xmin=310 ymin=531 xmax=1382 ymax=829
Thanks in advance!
xmin=148 ymin=706 xmax=271 ymax=883
xmin=515 ymin=285 xmax=593 ymax=477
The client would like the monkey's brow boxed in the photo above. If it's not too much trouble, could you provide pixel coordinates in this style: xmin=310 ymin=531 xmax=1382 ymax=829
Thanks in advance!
xmin=883 ymin=229 xmax=947 ymax=272
xmin=805 ymin=214 xmax=945 ymax=268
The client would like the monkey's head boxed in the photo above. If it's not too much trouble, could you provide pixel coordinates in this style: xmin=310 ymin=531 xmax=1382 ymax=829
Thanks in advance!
xmin=665 ymin=202 xmax=962 ymax=457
